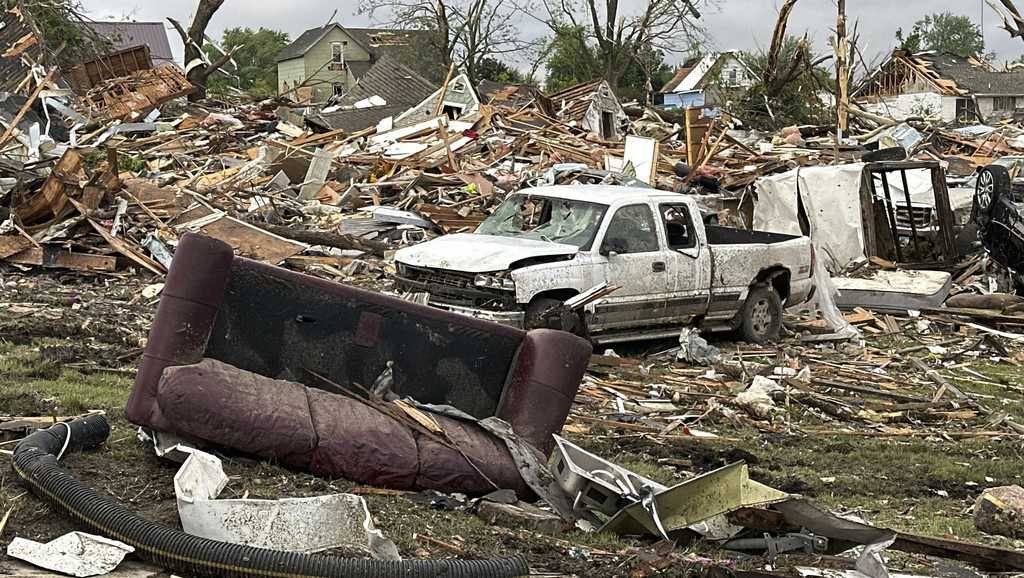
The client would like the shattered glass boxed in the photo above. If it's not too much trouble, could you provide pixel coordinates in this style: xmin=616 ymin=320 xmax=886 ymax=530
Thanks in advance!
xmin=476 ymin=194 xmax=607 ymax=249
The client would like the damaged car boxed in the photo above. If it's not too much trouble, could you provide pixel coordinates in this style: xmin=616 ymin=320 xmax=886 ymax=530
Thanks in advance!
xmin=972 ymin=163 xmax=1024 ymax=292
xmin=394 ymin=186 xmax=816 ymax=344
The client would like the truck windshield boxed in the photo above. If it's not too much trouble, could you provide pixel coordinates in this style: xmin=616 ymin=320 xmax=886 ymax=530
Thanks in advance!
xmin=476 ymin=194 xmax=607 ymax=249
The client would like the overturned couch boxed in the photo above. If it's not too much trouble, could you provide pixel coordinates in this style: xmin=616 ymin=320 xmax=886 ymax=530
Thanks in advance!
xmin=127 ymin=234 xmax=592 ymax=494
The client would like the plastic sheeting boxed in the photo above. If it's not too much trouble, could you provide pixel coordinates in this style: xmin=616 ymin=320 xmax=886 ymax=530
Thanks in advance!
xmin=754 ymin=164 xmax=866 ymax=272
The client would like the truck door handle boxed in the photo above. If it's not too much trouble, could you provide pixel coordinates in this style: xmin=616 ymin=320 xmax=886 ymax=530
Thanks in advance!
xmin=652 ymin=261 xmax=666 ymax=272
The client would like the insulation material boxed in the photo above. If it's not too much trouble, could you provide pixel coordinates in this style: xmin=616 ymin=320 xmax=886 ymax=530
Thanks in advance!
xmin=754 ymin=163 xmax=866 ymax=272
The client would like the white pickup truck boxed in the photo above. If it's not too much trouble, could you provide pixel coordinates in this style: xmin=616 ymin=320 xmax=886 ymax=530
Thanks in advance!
xmin=394 ymin=186 xmax=815 ymax=344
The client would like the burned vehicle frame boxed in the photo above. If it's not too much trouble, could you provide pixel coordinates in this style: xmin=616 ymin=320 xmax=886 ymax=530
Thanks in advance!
xmin=860 ymin=161 xmax=961 ymax=266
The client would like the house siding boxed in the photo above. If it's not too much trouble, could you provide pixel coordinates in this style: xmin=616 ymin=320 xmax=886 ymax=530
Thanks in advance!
xmin=718 ymin=58 xmax=753 ymax=89
xmin=861 ymin=92 xmax=947 ymax=121
xmin=304 ymin=28 xmax=372 ymax=101
xmin=394 ymin=74 xmax=479 ymax=128
xmin=277 ymin=58 xmax=306 ymax=95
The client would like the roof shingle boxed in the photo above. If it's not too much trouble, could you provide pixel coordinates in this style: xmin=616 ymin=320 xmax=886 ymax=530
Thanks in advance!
xmin=83 ymin=21 xmax=175 ymax=65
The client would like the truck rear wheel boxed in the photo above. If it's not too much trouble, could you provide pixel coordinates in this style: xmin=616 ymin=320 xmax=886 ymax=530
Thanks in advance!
xmin=740 ymin=286 xmax=782 ymax=344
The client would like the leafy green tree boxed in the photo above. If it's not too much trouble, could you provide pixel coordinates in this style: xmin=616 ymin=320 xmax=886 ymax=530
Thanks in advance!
xmin=731 ymin=36 xmax=832 ymax=130
xmin=617 ymin=46 xmax=673 ymax=102
xmin=543 ymin=24 xmax=670 ymax=101
xmin=544 ymin=25 xmax=600 ymax=92
xmin=476 ymin=57 xmax=525 ymax=84
xmin=7 ymin=0 xmax=114 ymax=68
xmin=204 ymin=27 xmax=289 ymax=98
xmin=896 ymin=12 xmax=984 ymax=57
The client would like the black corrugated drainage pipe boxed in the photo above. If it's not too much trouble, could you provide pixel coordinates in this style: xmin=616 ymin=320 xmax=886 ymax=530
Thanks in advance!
xmin=13 ymin=415 xmax=530 ymax=578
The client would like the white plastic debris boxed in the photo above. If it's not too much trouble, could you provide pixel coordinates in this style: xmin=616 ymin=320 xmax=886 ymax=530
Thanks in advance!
xmin=676 ymin=327 xmax=720 ymax=365
xmin=173 ymin=446 xmax=399 ymax=560
xmin=734 ymin=376 xmax=785 ymax=420
xmin=7 ymin=532 xmax=134 ymax=577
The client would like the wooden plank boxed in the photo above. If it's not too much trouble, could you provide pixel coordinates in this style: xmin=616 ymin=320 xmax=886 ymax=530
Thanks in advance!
xmin=0 ymin=235 xmax=31 ymax=259
xmin=0 ymin=68 xmax=53 ymax=149
xmin=175 ymin=206 xmax=305 ymax=265
xmin=4 ymin=246 xmax=116 ymax=272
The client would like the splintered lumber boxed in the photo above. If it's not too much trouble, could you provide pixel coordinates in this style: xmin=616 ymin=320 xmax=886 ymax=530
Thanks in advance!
xmin=809 ymin=379 xmax=928 ymax=403
xmin=253 ymin=223 xmax=387 ymax=258
xmin=909 ymin=358 xmax=966 ymax=399
xmin=0 ymin=69 xmax=55 ymax=150
xmin=80 ymin=215 xmax=165 ymax=275
xmin=0 ymin=235 xmax=32 ymax=259
xmin=3 ymin=246 xmax=116 ymax=272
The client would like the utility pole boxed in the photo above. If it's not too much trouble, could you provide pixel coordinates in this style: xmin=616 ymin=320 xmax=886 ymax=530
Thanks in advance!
xmin=835 ymin=0 xmax=849 ymax=158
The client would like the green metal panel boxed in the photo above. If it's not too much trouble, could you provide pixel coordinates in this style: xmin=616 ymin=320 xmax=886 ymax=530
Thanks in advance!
xmin=602 ymin=462 xmax=790 ymax=537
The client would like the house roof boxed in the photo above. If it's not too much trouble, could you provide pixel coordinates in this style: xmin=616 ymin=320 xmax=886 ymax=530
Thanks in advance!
xmin=661 ymin=56 xmax=702 ymax=93
xmin=661 ymin=52 xmax=749 ymax=93
xmin=310 ymin=104 xmax=409 ymax=133
xmin=313 ymin=55 xmax=437 ymax=132
xmin=863 ymin=51 xmax=1024 ymax=97
xmin=338 ymin=55 xmax=435 ymax=107
xmin=913 ymin=53 xmax=1024 ymax=96
xmin=82 ymin=21 xmax=174 ymax=64
xmin=546 ymin=79 xmax=617 ymax=122
xmin=274 ymin=23 xmax=426 ymax=63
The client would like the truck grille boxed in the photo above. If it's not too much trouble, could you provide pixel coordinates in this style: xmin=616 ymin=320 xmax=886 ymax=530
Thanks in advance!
xmin=895 ymin=204 xmax=933 ymax=229
xmin=396 ymin=265 xmax=514 ymax=309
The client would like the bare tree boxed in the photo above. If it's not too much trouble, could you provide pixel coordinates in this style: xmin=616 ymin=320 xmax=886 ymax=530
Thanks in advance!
xmin=987 ymin=0 xmax=1024 ymax=41
xmin=168 ymin=0 xmax=234 ymax=101
xmin=358 ymin=0 xmax=531 ymax=85
xmin=526 ymin=0 xmax=709 ymax=90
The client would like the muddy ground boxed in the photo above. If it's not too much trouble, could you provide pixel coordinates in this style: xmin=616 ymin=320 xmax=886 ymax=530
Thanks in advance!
xmin=1 ymin=271 xmax=1023 ymax=577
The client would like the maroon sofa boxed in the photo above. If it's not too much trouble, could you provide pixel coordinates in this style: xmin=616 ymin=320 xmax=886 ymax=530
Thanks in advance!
xmin=127 ymin=234 xmax=591 ymax=494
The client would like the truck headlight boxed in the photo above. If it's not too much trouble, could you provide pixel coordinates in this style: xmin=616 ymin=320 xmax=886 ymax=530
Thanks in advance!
xmin=474 ymin=274 xmax=516 ymax=291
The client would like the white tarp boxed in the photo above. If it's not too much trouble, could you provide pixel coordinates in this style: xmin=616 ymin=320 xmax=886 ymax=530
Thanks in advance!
xmin=754 ymin=164 xmax=866 ymax=272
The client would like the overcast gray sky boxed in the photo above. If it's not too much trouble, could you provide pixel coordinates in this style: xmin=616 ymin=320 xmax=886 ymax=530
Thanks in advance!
xmin=79 ymin=0 xmax=1024 ymax=72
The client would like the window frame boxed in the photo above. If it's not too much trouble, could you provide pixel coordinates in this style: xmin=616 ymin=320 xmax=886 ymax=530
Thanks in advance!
xmin=600 ymin=203 xmax=661 ymax=255
xmin=659 ymin=203 xmax=698 ymax=250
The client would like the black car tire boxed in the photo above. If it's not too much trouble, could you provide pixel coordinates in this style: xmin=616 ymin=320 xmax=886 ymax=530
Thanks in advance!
xmin=525 ymin=297 xmax=587 ymax=337
xmin=740 ymin=286 xmax=782 ymax=344
xmin=973 ymin=165 xmax=1011 ymax=232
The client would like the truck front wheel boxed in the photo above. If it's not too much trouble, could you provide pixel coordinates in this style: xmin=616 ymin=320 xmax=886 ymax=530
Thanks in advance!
xmin=525 ymin=297 xmax=587 ymax=338
xmin=740 ymin=286 xmax=782 ymax=344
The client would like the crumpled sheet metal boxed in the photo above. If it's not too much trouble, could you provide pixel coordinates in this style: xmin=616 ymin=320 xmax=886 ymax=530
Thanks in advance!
xmin=602 ymin=461 xmax=790 ymax=539
xmin=6 ymin=532 xmax=134 ymax=577
xmin=173 ymin=445 xmax=400 ymax=560
xmin=550 ymin=436 xmax=789 ymax=540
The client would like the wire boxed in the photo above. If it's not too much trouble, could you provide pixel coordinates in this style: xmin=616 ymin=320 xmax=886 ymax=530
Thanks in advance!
xmin=56 ymin=422 xmax=72 ymax=461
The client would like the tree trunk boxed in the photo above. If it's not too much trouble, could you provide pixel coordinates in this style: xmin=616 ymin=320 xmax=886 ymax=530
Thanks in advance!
xmin=176 ymin=0 xmax=226 ymax=101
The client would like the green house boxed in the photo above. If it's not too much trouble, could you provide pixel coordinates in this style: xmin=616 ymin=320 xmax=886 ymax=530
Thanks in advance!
xmin=274 ymin=23 xmax=430 ymax=103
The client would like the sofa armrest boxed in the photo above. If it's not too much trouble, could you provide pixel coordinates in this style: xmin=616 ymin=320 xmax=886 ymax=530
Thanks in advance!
xmin=126 ymin=234 xmax=234 ymax=430
xmin=495 ymin=329 xmax=592 ymax=455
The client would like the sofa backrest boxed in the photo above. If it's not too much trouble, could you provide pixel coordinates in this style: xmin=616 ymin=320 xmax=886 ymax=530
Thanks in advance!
xmin=204 ymin=258 xmax=526 ymax=419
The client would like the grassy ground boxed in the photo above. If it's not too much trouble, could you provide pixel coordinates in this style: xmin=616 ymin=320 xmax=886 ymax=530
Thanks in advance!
xmin=3 ymin=336 xmax=1023 ymax=577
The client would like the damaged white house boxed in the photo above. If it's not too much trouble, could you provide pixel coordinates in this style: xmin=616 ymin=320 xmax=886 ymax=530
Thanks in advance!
xmin=858 ymin=50 xmax=1024 ymax=123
